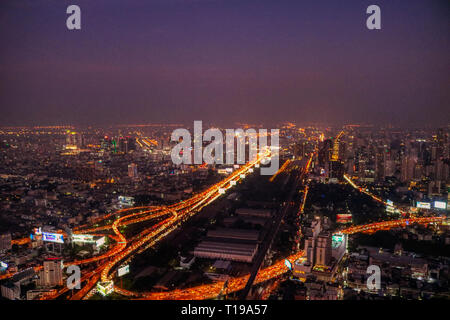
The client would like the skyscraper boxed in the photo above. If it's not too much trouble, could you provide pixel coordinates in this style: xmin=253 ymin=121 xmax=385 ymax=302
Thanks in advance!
xmin=37 ymin=260 xmax=63 ymax=287
xmin=128 ymin=163 xmax=138 ymax=178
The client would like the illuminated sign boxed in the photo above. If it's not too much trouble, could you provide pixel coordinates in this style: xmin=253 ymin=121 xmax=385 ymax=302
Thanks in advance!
xmin=248 ymin=168 xmax=254 ymax=173
xmin=0 ymin=261 xmax=8 ymax=270
xmin=97 ymin=281 xmax=114 ymax=296
xmin=284 ymin=259 xmax=292 ymax=270
xmin=386 ymin=199 xmax=395 ymax=213
xmin=218 ymin=188 xmax=226 ymax=194
xmin=117 ymin=265 xmax=130 ymax=277
xmin=72 ymin=234 xmax=95 ymax=243
xmin=42 ymin=232 xmax=64 ymax=244
xmin=416 ymin=202 xmax=431 ymax=209
xmin=434 ymin=201 xmax=447 ymax=210
xmin=255 ymin=164 xmax=260 ymax=168
xmin=217 ymin=169 xmax=229 ymax=175
xmin=240 ymin=174 xmax=245 ymax=179
xmin=332 ymin=234 xmax=345 ymax=249
xmin=230 ymin=180 xmax=236 ymax=186
xmin=118 ymin=196 xmax=135 ymax=207
xmin=34 ymin=227 xmax=42 ymax=235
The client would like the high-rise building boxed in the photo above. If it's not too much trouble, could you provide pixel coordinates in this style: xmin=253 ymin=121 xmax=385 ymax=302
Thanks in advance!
xmin=375 ymin=147 xmax=385 ymax=182
xmin=100 ymin=136 xmax=111 ymax=151
xmin=315 ymin=233 xmax=332 ymax=267
xmin=1 ymin=283 xmax=20 ymax=300
xmin=65 ymin=130 xmax=84 ymax=148
xmin=437 ymin=128 xmax=449 ymax=159
xmin=331 ymin=139 xmax=340 ymax=161
xmin=303 ymin=219 xmax=321 ymax=265
xmin=127 ymin=137 xmax=136 ymax=151
xmin=37 ymin=260 xmax=63 ymax=287
xmin=319 ymin=139 xmax=333 ymax=167
xmin=119 ymin=137 xmax=128 ymax=153
xmin=384 ymin=159 xmax=396 ymax=177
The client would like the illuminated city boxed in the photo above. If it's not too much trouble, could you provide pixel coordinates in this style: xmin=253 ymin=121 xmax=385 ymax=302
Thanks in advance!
xmin=0 ymin=0 xmax=449 ymax=315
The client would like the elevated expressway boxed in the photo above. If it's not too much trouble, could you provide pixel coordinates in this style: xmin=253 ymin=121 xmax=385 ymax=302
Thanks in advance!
xmin=4 ymin=146 xmax=447 ymax=300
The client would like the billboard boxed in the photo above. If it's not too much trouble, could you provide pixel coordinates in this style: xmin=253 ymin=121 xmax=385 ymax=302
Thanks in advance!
xmin=416 ymin=201 xmax=431 ymax=209
xmin=434 ymin=201 xmax=447 ymax=210
xmin=72 ymin=234 xmax=95 ymax=243
xmin=42 ymin=232 xmax=64 ymax=244
xmin=117 ymin=264 xmax=130 ymax=277
xmin=118 ymin=196 xmax=135 ymax=207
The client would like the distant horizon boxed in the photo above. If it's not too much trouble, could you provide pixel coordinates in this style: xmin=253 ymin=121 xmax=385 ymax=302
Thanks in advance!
xmin=0 ymin=121 xmax=448 ymax=130
xmin=1 ymin=0 xmax=449 ymax=127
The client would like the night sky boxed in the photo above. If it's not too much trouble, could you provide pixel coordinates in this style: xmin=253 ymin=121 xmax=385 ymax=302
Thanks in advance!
xmin=0 ymin=0 xmax=448 ymax=127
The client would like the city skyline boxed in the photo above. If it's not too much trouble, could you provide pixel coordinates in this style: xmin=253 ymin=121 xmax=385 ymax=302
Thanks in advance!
xmin=0 ymin=124 xmax=449 ymax=302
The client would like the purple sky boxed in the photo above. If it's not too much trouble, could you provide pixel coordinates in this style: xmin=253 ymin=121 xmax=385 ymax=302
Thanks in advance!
xmin=0 ymin=0 xmax=449 ymax=127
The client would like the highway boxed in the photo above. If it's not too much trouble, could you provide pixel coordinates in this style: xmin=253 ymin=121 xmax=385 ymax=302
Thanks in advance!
xmin=240 ymin=158 xmax=308 ymax=299
xmin=4 ymin=137 xmax=447 ymax=300
xmin=65 ymin=138 xmax=447 ymax=300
